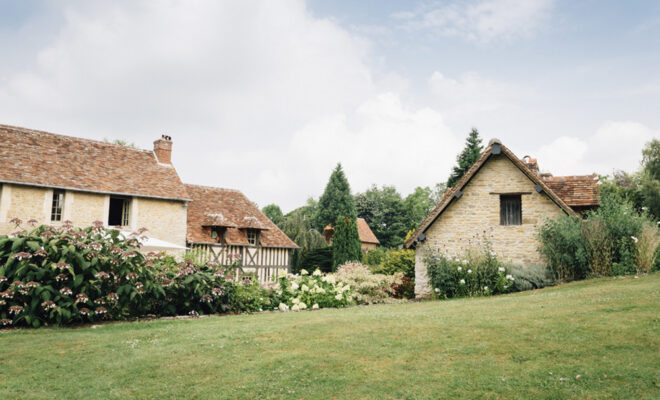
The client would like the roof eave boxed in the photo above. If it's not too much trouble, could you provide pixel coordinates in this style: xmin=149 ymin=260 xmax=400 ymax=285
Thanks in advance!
xmin=0 ymin=179 xmax=191 ymax=202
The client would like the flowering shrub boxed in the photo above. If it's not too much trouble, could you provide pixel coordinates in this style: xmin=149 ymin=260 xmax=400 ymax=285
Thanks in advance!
xmin=537 ymin=196 xmax=659 ymax=280
xmin=424 ymin=250 xmax=513 ymax=299
xmin=368 ymin=249 xmax=415 ymax=298
xmin=275 ymin=269 xmax=353 ymax=311
xmin=0 ymin=220 xmax=238 ymax=328
xmin=335 ymin=262 xmax=404 ymax=304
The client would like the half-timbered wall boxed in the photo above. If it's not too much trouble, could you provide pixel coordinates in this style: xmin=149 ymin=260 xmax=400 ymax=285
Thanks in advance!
xmin=190 ymin=243 xmax=291 ymax=283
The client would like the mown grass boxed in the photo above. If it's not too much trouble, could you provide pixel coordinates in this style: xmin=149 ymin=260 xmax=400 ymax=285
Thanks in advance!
xmin=1 ymin=274 xmax=659 ymax=399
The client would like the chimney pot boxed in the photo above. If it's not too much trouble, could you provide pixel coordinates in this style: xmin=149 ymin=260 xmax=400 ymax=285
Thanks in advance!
xmin=154 ymin=135 xmax=173 ymax=164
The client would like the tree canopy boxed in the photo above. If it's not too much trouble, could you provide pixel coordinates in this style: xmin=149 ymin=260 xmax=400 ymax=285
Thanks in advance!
xmin=447 ymin=128 xmax=483 ymax=188
xmin=261 ymin=204 xmax=284 ymax=227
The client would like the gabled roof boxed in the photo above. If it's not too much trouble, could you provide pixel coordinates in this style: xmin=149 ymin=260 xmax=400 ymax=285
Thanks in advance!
xmin=185 ymin=184 xmax=298 ymax=248
xmin=357 ymin=218 xmax=380 ymax=244
xmin=542 ymin=175 xmax=600 ymax=207
xmin=0 ymin=124 xmax=189 ymax=201
xmin=323 ymin=217 xmax=380 ymax=245
xmin=404 ymin=139 xmax=577 ymax=249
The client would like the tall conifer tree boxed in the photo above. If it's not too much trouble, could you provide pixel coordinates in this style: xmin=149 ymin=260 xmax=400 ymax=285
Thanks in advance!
xmin=315 ymin=163 xmax=357 ymax=230
xmin=332 ymin=216 xmax=362 ymax=267
xmin=447 ymin=128 xmax=484 ymax=188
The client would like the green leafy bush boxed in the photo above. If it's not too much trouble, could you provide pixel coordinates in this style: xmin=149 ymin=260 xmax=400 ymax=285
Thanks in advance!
xmin=506 ymin=264 xmax=556 ymax=292
xmin=275 ymin=269 xmax=353 ymax=310
xmin=334 ymin=262 xmax=404 ymax=304
xmin=537 ymin=196 xmax=659 ymax=280
xmin=0 ymin=221 xmax=237 ymax=328
xmin=424 ymin=251 xmax=513 ymax=299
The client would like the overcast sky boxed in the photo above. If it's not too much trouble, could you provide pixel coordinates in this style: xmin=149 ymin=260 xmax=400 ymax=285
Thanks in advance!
xmin=1 ymin=0 xmax=659 ymax=211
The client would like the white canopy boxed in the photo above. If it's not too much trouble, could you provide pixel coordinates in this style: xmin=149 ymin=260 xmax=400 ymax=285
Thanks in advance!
xmin=119 ymin=231 xmax=188 ymax=253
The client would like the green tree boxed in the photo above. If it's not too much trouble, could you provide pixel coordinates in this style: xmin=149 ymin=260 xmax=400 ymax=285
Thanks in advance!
xmin=447 ymin=128 xmax=483 ymax=188
xmin=332 ymin=216 xmax=362 ymax=267
xmin=315 ymin=163 xmax=357 ymax=231
xmin=280 ymin=210 xmax=327 ymax=273
xmin=641 ymin=139 xmax=660 ymax=219
xmin=404 ymin=186 xmax=439 ymax=229
xmin=355 ymin=185 xmax=409 ymax=248
xmin=261 ymin=204 xmax=284 ymax=227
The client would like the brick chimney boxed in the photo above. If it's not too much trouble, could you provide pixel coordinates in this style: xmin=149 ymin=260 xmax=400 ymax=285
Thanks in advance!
xmin=522 ymin=155 xmax=539 ymax=175
xmin=153 ymin=135 xmax=172 ymax=164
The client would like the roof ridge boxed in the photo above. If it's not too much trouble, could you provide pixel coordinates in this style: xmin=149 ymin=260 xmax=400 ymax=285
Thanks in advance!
xmin=0 ymin=123 xmax=152 ymax=154
xmin=404 ymin=139 xmax=576 ymax=249
xmin=183 ymin=183 xmax=242 ymax=193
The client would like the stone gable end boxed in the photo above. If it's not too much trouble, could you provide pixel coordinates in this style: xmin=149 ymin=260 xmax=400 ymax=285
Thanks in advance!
xmin=414 ymin=154 xmax=566 ymax=297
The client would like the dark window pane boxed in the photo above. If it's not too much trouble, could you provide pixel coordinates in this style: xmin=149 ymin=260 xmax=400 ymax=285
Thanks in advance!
xmin=51 ymin=190 xmax=64 ymax=222
xmin=109 ymin=197 xmax=130 ymax=226
xmin=500 ymin=195 xmax=522 ymax=225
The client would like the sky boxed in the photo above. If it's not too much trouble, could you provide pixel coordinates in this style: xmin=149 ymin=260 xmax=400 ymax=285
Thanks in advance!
xmin=0 ymin=0 xmax=658 ymax=212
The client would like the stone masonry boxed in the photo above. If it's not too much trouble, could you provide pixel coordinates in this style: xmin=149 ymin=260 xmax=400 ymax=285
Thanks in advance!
xmin=414 ymin=155 xmax=566 ymax=297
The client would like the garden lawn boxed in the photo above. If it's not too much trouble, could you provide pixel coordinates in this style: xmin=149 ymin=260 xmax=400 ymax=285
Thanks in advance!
xmin=1 ymin=274 xmax=659 ymax=399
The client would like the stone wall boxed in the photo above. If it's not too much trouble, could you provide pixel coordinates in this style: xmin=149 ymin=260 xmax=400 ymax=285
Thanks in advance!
xmin=0 ymin=183 xmax=187 ymax=247
xmin=414 ymin=155 xmax=566 ymax=297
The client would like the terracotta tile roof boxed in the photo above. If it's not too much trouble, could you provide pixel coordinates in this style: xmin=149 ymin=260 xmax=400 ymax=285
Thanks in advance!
xmin=0 ymin=124 xmax=189 ymax=201
xmin=405 ymin=139 xmax=577 ymax=249
xmin=185 ymin=184 xmax=297 ymax=248
xmin=323 ymin=217 xmax=380 ymax=245
xmin=357 ymin=218 xmax=380 ymax=244
xmin=542 ymin=175 xmax=600 ymax=207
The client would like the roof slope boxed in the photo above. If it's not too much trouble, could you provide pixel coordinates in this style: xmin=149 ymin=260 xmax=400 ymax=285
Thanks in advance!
xmin=542 ymin=175 xmax=600 ymax=207
xmin=404 ymin=139 xmax=576 ymax=249
xmin=185 ymin=184 xmax=298 ymax=248
xmin=323 ymin=217 xmax=380 ymax=245
xmin=357 ymin=218 xmax=380 ymax=244
xmin=0 ymin=124 xmax=189 ymax=201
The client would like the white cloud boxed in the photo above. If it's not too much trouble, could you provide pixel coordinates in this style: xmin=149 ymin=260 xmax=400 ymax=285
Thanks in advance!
xmin=0 ymin=0 xmax=384 ymax=210
xmin=398 ymin=0 xmax=555 ymax=43
xmin=534 ymin=121 xmax=657 ymax=176
xmin=286 ymin=93 xmax=462 ymax=202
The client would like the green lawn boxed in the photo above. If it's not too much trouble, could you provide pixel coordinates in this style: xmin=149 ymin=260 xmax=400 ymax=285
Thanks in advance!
xmin=1 ymin=275 xmax=659 ymax=399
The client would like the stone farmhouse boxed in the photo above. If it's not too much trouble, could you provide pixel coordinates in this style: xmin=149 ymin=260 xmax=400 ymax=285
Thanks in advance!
xmin=0 ymin=124 xmax=297 ymax=276
xmin=405 ymin=139 xmax=599 ymax=298
xmin=323 ymin=217 xmax=380 ymax=250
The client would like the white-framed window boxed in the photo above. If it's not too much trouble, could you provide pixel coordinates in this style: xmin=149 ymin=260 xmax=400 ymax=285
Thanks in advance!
xmin=108 ymin=196 xmax=130 ymax=226
xmin=246 ymin=229 xmax=259 ymax=246
xmin=51 ymin=190 xmax=65 ymax=222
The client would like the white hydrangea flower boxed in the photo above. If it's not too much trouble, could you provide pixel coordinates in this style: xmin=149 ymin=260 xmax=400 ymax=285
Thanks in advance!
xmin=312 ymin=303 xmax=319 ymax=309
xmin=278 ymin=302 xmax=289 ymax=311
xmin=460 ymin=279 xmax=466 ymax=284
xmin=498 ymin=267 xmax=505 ymax=272
xmin=434 ymin=288 xmax=440 ymax=293
xmin=335 ymin=293 xmax=343 ymax=301
xmin=301 ymin=284 xmax=309 ymax=292
xmin=300 ymin=269 xmax=309 ymax=275
xmin=467 ymin=269 xmax=472 ymax=274
xmin=483 ymin=286 xmax=488 ymax=291
xmin=312 ymin=269 xmax=322 ymax=276
xmin=291 ymin=281 xmax=299 ymax=290
xmin=457 ymin=266 xmax=462 ymax=271
xmin=506 ymin=274 xmax=515 ymax=281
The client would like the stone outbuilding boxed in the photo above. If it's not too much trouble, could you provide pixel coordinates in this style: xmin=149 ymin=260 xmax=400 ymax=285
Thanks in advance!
xmin=404 ymin=139 xmax=599 ymax=298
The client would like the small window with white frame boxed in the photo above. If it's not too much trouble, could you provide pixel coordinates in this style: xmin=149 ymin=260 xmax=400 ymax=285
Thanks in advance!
xmin=246 ymin=229 xmax=259 ymax=246
xmin=51 ymin=190 xmax=65 ymax=222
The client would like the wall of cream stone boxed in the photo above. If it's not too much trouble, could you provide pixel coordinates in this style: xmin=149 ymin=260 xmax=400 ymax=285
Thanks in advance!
xmin=136 ymin=197 xmax=187 ymax=247
xmin=414 ymin=155 xmax=566 ymax=298
xmin=0 ymin=183 xmax=187 ymax=247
